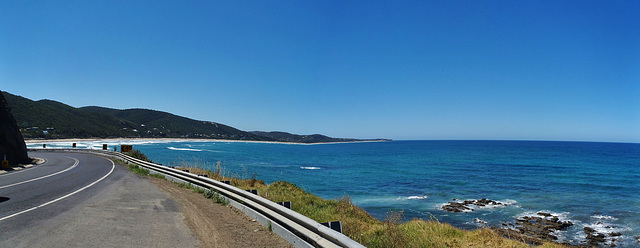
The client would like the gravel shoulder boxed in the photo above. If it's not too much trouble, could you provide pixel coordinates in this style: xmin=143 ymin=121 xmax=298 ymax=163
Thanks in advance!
xmin=148 ymin=177 xmax=293 ymax=248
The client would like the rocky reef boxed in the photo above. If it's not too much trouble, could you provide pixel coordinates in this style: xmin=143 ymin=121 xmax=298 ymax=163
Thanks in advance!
xmin=441 ymin=197 xmax=634 ymax=247
xmin=441 ymin=198 xmax=510 ymax=212
xmin=514 ymin=212 xmax=573 ymax=241
xmin=581 ymin=222 xmax=626 ymax=247
xmin=496 ymin=212 xmax=628 ymax=247
xmin=490 ymin=212 xmax=574 ymax=246
xmin=0 ymin=90 xmax=30 ymax=165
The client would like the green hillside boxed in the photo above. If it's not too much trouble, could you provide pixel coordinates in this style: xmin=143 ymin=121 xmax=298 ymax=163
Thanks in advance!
xmin=3 ymin=92 xmax=271 ymax=141
xmin=2 ymin=91 xmax=382 ymax=143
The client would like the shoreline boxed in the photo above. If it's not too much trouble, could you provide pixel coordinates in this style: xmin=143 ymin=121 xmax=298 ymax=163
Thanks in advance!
xmin=26 ymin=140 xmax=627 ymax=247
xmin=24 ymin=137 xmax=392 ymax=146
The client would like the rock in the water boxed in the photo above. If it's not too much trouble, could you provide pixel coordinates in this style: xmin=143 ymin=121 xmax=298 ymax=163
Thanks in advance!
xmin=504 ymin=212 xmax=574 ymax=242
xmin=537 ymin=212 xmax=553 ymax=217
xmin=441 ymin=198 xmax=511 ymax=212
xmin=583 ymin=225 xmax=624 ymax=247
xmin=473 ymin=218 xmax=487 ymax=224
xmin=0 ymin=91 xmax=30 ymax=165
xmin=584 ymin=227 xmax=607 ymax=246
xmin=442 ymin=201 xmax=473 ymax=212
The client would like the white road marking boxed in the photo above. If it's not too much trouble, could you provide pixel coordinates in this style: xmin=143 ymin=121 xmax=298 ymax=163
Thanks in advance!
xmin=0 ymin=157 xmax=115 ymax=221
xmin=0 ymin=157 xmax=78 ymax=190
xmin=0 ymin=158 xmax=46 ymax=178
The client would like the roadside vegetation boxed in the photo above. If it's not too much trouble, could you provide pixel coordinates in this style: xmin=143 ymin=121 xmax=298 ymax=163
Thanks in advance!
xmin=124 ymin=149 xmax=154 ymax=163
xmin=174 ymin=163 xmax=568 ymax=248
xmin=121 ymin=154 xmax=568 ymax=248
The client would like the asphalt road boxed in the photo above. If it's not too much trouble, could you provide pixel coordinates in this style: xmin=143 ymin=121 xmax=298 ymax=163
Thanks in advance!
xmin=0 ymin=151 xmax=200 ymax=247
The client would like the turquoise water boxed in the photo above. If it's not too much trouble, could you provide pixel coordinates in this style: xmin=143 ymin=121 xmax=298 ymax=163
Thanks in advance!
xmin=30 ymin=140 xmax=640 ymax=246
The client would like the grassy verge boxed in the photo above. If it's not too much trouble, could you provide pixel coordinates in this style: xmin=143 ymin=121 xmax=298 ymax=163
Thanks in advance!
xmin=120 ymin=154 xmax=569 ymax=248
xmin=128 ymin=164 xmax=150 ymax=175
xmin=176 ymin=164 xmax=568 ymax=248
xmin=204 ymin=188 xmax=230 ymax=205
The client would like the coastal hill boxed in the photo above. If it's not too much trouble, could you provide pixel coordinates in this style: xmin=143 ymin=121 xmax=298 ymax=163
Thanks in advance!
xmin=250 ymin=131 xmax=363 ymax=143
xmin=2 ymin=91 xmax=384 ymax=143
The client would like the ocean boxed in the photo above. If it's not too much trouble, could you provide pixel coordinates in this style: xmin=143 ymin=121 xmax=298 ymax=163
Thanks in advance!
xmin=29 ymin=140 xmax=640 ymax=246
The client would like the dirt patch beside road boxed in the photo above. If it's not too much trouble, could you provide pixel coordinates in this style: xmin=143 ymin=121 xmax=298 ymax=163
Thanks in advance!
xmin=149 ymin=177 xmax=293 ymax=248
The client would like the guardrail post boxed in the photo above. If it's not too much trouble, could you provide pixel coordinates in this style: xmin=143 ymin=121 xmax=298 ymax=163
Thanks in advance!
xmin=246 ymin=189 xmax=258 ymax=195
xmin=43 ymin=144 xmax=46 ymax=148
xmin=321 ymin=221 xmax=343 ymax=233
xmin=277 ymin=201 xmax=292 ymax=209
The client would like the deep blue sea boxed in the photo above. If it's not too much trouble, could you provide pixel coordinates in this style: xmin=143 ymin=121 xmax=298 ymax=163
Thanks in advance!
xmin=30 ymin=140 xmax=640 ymax=246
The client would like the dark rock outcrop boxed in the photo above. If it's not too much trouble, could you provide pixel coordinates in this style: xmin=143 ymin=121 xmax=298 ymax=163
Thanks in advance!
xmin=493 ymin=212 xmax=574 ymax=245
xmin=514 ymin=212 xmax=574 ymax=241
xmin=0 ymin=90 xmax=30 ymax=165
xmin=583 ymin=227 xmax=607 ymax=246
xmin=441 ymin=198 xmax=510 ymax=212
xmin=583 ymin=224 xmax=624 ymax=247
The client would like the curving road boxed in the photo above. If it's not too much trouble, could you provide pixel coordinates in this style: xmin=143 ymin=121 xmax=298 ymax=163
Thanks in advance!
xmin=0 ymin=152 xmax=114 ymax=222
xmin=0 ymin=151 xmax=199 ymax=247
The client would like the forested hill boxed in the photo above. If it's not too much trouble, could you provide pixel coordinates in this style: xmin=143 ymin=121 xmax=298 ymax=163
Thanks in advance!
xmin=250 ymin=131 xmax=361 ymax=143
xmin=2 ymin=92 xmax=383 ymax=143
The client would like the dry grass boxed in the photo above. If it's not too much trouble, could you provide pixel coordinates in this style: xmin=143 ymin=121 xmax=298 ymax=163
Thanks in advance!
xmin=175 ymin=162 xmax=570 ymax=248
xmin=176 ymin=162 xmax=266 ymax=188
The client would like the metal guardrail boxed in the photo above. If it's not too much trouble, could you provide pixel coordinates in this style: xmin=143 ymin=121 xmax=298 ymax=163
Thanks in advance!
xmin=29 ymin=148 xmax=365 ymax=248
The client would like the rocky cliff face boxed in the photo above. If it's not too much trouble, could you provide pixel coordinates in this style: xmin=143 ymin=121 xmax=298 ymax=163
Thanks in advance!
xmin=0 ymin=90 xmax=30 ymax=165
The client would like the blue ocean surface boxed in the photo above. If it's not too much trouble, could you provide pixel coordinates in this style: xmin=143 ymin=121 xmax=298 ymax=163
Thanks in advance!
xmin=30 ymin=140 xmax=640 ymax=246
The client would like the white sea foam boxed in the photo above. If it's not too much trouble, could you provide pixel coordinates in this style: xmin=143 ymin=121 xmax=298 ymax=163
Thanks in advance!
xmin=591 ymin=214 xmax=618 ymax=221
xmin=576 ymin=217 xmax=632 ymax=246
xmin=517 ymin=211 xmax=547 ymax=218
xmin=300 ymin=166 xmax=321 ymax=170
xmin=407 ymin=195 xmax=428 ymax=200
xmin=585 ymin=215 xmax=630 ymax=233
xmin=516 ymin=210 xmax=573 ymax=222
xmin=167 ymin=147 xmax=204 ymax=152
xmin=473 ymin=199 xmax=517 ymax=210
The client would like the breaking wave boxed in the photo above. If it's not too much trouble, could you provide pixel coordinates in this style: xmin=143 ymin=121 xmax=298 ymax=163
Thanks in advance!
xmin=167 ymin=147 xmax=204 ymax=152
xmin=407 ymin=195 xmax=429 ymax=200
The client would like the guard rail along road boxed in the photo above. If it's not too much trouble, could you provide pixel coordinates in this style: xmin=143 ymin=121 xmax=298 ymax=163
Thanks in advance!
xmin=29 ymin=148 xmax=366 ymax=248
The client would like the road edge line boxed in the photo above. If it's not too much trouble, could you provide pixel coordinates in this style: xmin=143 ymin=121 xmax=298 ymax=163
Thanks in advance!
xmin=0 ymin=158 xmax=115 ymax=221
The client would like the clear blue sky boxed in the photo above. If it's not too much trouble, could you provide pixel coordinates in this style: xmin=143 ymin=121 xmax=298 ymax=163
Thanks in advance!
xmin=1 ymin=1 xmax=638 ymax=142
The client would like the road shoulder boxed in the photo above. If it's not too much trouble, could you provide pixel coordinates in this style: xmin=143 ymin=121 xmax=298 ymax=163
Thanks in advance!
xmin=149 ymin=177 xmax=293 ymax=248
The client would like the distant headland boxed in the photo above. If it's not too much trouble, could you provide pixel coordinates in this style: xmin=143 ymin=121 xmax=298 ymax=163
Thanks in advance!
xmin=3 ymin=91 xmax=390 ymax=144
